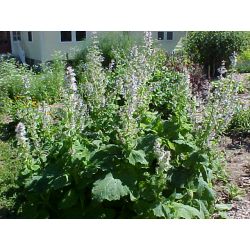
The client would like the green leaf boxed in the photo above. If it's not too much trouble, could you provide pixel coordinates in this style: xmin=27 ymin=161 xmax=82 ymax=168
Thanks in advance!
xmin=83 ymin=203 xmax=115 ymax=219
xmin=37 ymin=209 xmax=50 ymax=219
xmin=172 ymin=202 xmax=203 ymax=219
xmin=195 ymin=177 xmax=215 ymax=203
xmin=59 ymin=203 xmax=83 ymax=219
xmin=30 ymin=165 xmax=40 ymax=171
xmin=133 ymin=200 xmax=151 ymax=216
xmin=50 ymin=174 xmax=70 ymax=190
xmin=92 ymin=172 xmax=130 ymax=202
xmin=21 ymin=202 xmax=38 ymax=219
xmin=215 ymin=204 xmax=233 ymax=211
xmin=89 ymin=144 xmax=122 ymax=170
xmin=193 ymin=199 xmax=210 ymax=218
xmin=151 ymin=200 xmax=171 ymax=218
xmin=128 ymin=150 xmax=148 ymax=165
xmin=59 ymin=189 xmax=79 ymax=209
xmin=218 ymin=212 xmax=231 ymax=219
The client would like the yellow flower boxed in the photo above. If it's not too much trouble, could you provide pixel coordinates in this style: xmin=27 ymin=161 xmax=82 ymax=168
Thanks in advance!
xmin=9 ymin=100 xmax=13 ymax=103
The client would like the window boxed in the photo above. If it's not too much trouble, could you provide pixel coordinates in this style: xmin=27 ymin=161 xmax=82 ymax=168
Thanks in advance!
xmin=13 ymin=31 xmax=21 ymax=41
xmin=76 ymin=31 xmax=86 ymax=41
xmin=157 ymin=31 xmax=174 ymax=41
xmin=158 ymin=31 xmax=164 ymax=40
xmin=166 ymin=31 xmax=173 ymax=40
xmin=61 ymin=31 xmax=72 ymax=42
xmin=28 ymin=31 xmax=33 ymax=42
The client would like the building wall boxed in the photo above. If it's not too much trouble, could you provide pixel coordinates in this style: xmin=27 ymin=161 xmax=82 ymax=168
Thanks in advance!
xmin=152 ymin=31 xmax=187 ymax=52
xmin=18 ymin=31 xmax=186 ymax=64
xmin=20 ymin=31 xmax=42 ymax=62
xmin=42 ymin=31 xmax=92 ymax=62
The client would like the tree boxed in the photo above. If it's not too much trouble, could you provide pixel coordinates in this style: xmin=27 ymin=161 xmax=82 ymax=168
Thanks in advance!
xmin=183 ymin=31 xmax=249 ymax=77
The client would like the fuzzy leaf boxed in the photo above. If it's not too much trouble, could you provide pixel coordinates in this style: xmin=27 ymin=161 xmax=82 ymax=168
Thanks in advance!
xmin=133 ymin=200 xmax=151 ymax=216
xmin=21 ymin=202 xmax=38 ymax=219
xmin=151 ymin=200 xmax=171 ymax=218
xmin=59 ymin=189 xmax=79 ymax=209
xmin=92 ymin=172 xmax=130 ymax=202
xmin=215 ymin=204 xmax=233 ymax=211
xmin=196 ymin=178 xmax=215 ymax=203
xmin=172 ymin=202 xmax=203 ymax=219
xmin=128 ymin=150 xmax=148 ymax=165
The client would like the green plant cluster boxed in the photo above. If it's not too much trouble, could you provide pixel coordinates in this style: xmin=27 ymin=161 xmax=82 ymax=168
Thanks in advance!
xmin=12 ymin=33 xmax=219 ymax=219
xmin=236 ymin=49 xmax=250 ymax=73
xmin=74 ymin=31 xmax=143 ymax=68
xmin=0 ymin=32 xmax=242 ymax=219
xmin=183 ymin=31 xmax=249 ymax=76
xmin=0 ymin=53 xmax=66 ymax=114
xmin=226 ymin=104 xmax=250 ymax=136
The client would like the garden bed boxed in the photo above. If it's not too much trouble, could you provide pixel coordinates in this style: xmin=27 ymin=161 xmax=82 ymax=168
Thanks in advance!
xmin=0 ymin=36 xmax=250 ymax=218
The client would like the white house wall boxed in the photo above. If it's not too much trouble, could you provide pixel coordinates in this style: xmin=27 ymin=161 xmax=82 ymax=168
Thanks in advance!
xmin=152 ymin=31 xmax=186 ymax=52
xmin=20 ymin=31 xmax=42 ymax=61
xmin=17 ymin=31 xmax=186 ymax=63
xmin=43 ymin=31 xmax=93 ymax=62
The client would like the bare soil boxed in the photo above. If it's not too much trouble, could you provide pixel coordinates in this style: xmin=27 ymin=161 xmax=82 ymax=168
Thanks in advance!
xmin=215 ymin=136 xmax=250 ymax=218
xmin=213 ymin=73 xmax=250 ymax=219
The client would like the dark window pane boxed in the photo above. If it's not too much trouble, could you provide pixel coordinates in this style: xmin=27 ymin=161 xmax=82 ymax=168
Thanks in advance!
xmin=61 ymin=31 xmax=72 ymax=42
xmin=13 ymin=31 xmax=21 ymax=41
xmin=158 ymin=32 xmax=164 ymax=40
xmin=167 ymin=32 xmax=173 ymax=40
xmin=28 ymin=32 xmax=32 ymax=42
xmin=76 ymin=31 xmax=86 ymax=41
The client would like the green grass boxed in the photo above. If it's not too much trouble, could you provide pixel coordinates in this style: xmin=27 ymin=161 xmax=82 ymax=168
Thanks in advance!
xmin=0 ymin=123 xmax=23 ymax=219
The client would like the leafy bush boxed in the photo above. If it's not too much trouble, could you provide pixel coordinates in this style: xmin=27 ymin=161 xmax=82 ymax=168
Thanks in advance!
xmin=1 ymin=32 xmax=242 ymax=219
xmin=13 ymin=33 xmax=219 ymax=219
xmin=226 ymin=104 xmax=250 ymax=136
xmin=0 ymin=53 xmax=66 ymax=119
xmin=183 ymin=31 xmax=249 ymax=76
xmin=74 ymin=31 xmax=143 ymax=68
xmin=236 ymin=49 xmax=250 ymax=73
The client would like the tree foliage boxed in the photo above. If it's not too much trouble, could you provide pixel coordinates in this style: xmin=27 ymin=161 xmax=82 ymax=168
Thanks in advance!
xmin=183 ymin=31 xmax=250 ymax=76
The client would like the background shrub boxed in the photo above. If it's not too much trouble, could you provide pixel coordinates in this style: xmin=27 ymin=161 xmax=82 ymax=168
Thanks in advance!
xmin=236 ymin=49 xmax=250 ymax=73
xmin=74 ymin=31 xmax=143 ymax=68
xmin=183 ymin=31 xmax=250 ymax=77
xmin=226 ymin=104 xmax=250 ymax=136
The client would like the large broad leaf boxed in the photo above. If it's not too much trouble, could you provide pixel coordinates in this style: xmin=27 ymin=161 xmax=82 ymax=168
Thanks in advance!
xmin=184 ymin=152 xmax=209 ymax=169
xmin=151 ymin=200 xmax=171 ymax=218
xmin=133 ymin=200 xmax=151 ymax=216
xmin=172 ymin=202 xmax=204 ymax=219
xmin=162 ymin=120 xmax=180 ymax=140
xmin=25 ymin=164 xmax=71 ymax=194
xmin=193 ymin=199 xmax=210 ymax=218
xmin=83 ymin=202 xmax=116 ymax=219
xmin=21 ymin=202 xmax=38 ymax=219
xmin=92 ymin=172 xmax=130 ymax=202
xmin=135 ymin=134 xmax=158 ymax=164
xmin=215 ymin=204 xmax=233 ymax=211
xmin=50 ymin=174 xmax=70 ymax=190
xmin=58 ymin=189 xmax=79 ymax=209
xmin=195 ymin=177 xmax=215 ymax=203
xmin=59 ymin=203 xmax=84 ymax=219
xmin=89 ymin=144 xmax=122 ymax=170
xmin=128 ymin=150 xmax=148 ymax=166
xmin=173 ymin=139 xmax=197 ymax=153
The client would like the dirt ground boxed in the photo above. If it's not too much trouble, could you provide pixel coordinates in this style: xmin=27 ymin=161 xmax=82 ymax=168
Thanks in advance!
xmin=213 ymin=73 xmax=250 ymax=219
xmin=215 ymin=136 xmax=250 ymax=219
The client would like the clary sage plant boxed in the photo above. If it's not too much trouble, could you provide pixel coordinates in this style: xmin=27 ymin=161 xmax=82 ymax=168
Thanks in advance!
xmin=9 ymin=32 xmax=241 ymax=219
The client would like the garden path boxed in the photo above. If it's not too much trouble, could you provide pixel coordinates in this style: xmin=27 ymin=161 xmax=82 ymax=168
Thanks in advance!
xmin=215 ymin=73 xmax=250 ymax=219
